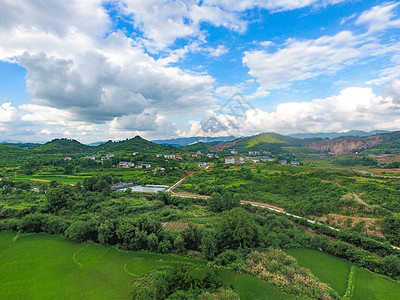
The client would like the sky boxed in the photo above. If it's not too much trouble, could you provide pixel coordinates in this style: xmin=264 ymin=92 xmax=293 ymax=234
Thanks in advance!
xmin=0 ymin=0 xmax=400 ymax=143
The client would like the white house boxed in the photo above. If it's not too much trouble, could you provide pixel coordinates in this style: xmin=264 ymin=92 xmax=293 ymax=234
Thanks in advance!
xmin=198 ymin=162 xmax=207 ymax=168
xmin=225 ymin=157 xmax=235 ymax=164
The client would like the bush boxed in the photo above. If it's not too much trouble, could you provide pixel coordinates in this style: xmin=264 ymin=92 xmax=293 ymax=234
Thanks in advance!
xmin=65 ymin=221 xmax=97 ymax=243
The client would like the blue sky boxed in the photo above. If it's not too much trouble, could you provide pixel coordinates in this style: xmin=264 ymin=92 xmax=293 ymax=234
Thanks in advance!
xmin=0 ymin=0 xmax=400 ymax=142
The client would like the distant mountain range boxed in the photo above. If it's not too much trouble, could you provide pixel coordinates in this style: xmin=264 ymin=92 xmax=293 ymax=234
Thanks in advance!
xmin=288 ymin=130 xmax=391 ymax=139
xmin=2 ymin=130 xmax=400 ymax=156
xmin=152 ymin=136 xmax=237 ymax=147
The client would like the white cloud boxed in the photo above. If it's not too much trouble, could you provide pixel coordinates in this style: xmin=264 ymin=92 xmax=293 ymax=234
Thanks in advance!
xmin=243 ymin=31 xmax=361 ymax=89
xmin=119 ymin=0 xmax=347 ymax=51
xmin=180 ymin=84 xmax=400 ymax=136
xmin=383 ymin=79 xmax=400 ymax=103
xmin=0 ymin=0 xmax=217 ymax=135
xmin=0 ymin=102 xmax=17 ymax=123
xmin=40 ymin=129 xmax=52 ymax=135
xmin=356 ymin=2 xmax=400 ymax=33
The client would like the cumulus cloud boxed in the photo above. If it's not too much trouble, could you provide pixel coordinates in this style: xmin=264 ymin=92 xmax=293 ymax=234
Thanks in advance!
xmin=356 ymin=2 xmax=400 ymax=33
xmin=180 ymin=84 xmax=400 ymax=136
xmin=0 ymin=0 xmax=218 ymax=142
xmin=383 ymin=79 xmax=400 ymax=103
xmin=243 ymin=31 xmax=361 ymax=89
xmin=119 ymin=0 xmax=347 ymax=51
xmin=0 ymin=102 xmax=17 ymax=123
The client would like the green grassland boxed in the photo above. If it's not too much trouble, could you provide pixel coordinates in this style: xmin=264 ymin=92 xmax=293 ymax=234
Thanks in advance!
xmin=0 ymin=232 xmax=291 ymax=299
xmin=286 ymin=248 xmax=352 ymax=295
xmin=287 ymin=248 xmax=400 ymax=299
xmin=352 ymin=267 xmax=400 ymax=300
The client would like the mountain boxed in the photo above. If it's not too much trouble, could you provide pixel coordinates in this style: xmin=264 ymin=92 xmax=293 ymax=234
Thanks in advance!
xmin=309 ymin=131 xmax=400 ymax=154
xmin=289 ymin=130 xmax=391 ymax=139
xmin=212 ymin=132 xmax=320 ymax=153
xmin=179 ymin=142 xmax=212 ymax=153
xmin=87 ymin=141 xmax=107 ymax=147
xmin=0 ymin=144 xmax=30 ymax=167
xmin=0 ymin=142 xmax=42 ymax=149
xmin=97 ymin=136 xmax=176 ymax=153
xmin=32 ymin=138 xmax=92 ymax=154
xmin=152 ymin=136 xmax=237 ymax=147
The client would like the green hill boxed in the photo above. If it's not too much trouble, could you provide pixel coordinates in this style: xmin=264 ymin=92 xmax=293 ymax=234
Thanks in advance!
xmin=179 ymin=142 xmax=212 ymax=153
xmin=214 ymin=132 xmax=320 ymax=153
xmin=32 ymin=138 xmax=92 ymax=154
xmin=0 ymin=145 xmax=29 ymax=167
xmin=97 ymin=135 xmax=176 ymax=153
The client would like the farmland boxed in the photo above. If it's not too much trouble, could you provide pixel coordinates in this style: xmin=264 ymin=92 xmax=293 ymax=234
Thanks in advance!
xmin=0 ymin=231 xmax=292 ymax=299
xmin=287 ymin=248 xmax=400 ymax=299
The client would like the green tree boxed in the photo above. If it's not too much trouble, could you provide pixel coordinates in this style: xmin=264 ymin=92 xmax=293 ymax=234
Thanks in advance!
xmin=216 ymin=207 xmax=259 ymax=249
xmin=201 ymin=228 xmax=217 ymax=260
xmin=147 ymin=233 xmax=159 ymax=252
xmin=182 ymin=224 xmax=202 ymax=250
xmin=65 ymin=221 xmax=97 ymax=243
xmin=173 ymin=234 xmax=185 ymax=253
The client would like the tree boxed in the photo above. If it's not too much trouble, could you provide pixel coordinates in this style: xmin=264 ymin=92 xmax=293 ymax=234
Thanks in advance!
xmin=182 ymin=224 xmax=202 ymax=250
xmin=382 ymin=255 xmax=400 ymax=277
xmin=98 ymin=220 xmax=117 ymax=245
xmin=173 ymin=234 xmax=185 ymax=253
xmin=46 ymin=185 xmax=75 ymax=212
xmin=18 ymin=213 xmax=48 ymax=233
xmin=201 ymin=228 xmax=217 ymax=260
xmin=208 ymin=192 xmax=222 ymax=212
xmin=158 ymin=239 xmax=172 ymax=254
xmin=65 ymin=221 xmax=97 ymax=243
xmin=216 ymin=207 xmax=259 ymax=249
xmin=43 ymin=215 xmax=69 ymax=234
xmin=147 ymin=233 xmax=159 ymax=252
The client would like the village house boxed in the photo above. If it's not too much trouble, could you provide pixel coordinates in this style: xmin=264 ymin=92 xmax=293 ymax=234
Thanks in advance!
xmin=153 ymin=167 xmax=165 ymax=173
xmin=225 ymin=157 xmax=235 ymax=164
xmin=132 ymin=152 xmax=138 ymax=156
xmin=291 ymin=161 xmax=300 ymax=166
xmin=164 ymin=154 xmax=175 ymax=159
xmin=142 ymin=163 xmax=152 ymax=168
xmin=86 ymin=155 xmax=96 ymax=160
xmin=279 ymin=159 xmax=288 ymax=165
xmin=207 ymin=153 xmax=215 ymax=158
xmin=230 ymin=149 xmax=238 ymax=154
xmin=156 ymin=154 xmax=163 ymax=158
xmin=119 ymin=161 xmax=135 ymax=168
xmin=259 ymin=156 xmax=273 ymax=162
xmin=106 ymin=153 xmax=114 ymax=158
xmin=64 ymin=157 xmax=72 ymax=161
xmin=249 ymin=151 xmax=260 ymax=155
xmin=176 ymin=155 xmax=182 ymax=159
xmin=198 ymin=162 xmax=207 ymax=168
xmin=239 ymin=157 xmax=247 ymax=163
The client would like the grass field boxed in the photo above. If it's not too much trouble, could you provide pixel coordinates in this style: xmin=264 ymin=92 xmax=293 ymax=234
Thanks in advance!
xmin=0 ymin=232 xmax=290 ymax=299
xmin=287 ymin=248 xmax=400 ymax=299
xmin=286 ymin=248 xmax=351 ymax=295
xmin=352 ymin=267 xmax=400 ymax=300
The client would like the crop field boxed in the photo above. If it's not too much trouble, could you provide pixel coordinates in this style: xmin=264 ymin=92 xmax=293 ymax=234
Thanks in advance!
xmin=0 ymin=232 xmax=289 ymax=299
xmin=287 ymin=248 xmax=400 ymax=299
xmin=352 ymin=268 xmax=400 ymax=300
xmin=162 ymin=221 xmax=189 ymax=231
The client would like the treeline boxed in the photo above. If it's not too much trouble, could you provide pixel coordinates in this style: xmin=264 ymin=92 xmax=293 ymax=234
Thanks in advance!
xmin=333 ymin=156 xmax=378 ymax=166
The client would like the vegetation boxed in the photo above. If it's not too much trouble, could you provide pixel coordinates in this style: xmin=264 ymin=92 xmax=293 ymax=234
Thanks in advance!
xmin=2 ymin=132 xmax=400 ymax=298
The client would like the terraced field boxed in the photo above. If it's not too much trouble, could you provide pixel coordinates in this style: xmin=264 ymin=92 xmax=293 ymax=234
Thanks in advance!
xmin=287 ymin=248 xmax=400 ymax=299
xmin=0 ymin=232 xmax=291 ymax=299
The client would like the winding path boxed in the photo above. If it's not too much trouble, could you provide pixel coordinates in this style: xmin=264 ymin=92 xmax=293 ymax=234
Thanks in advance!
xmin=167 ymin=173 xmax=400 ymax=251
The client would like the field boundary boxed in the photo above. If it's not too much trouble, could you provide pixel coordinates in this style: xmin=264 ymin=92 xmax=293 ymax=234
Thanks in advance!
xmin=123 ymin=258 xmax=138 ymax=277
xmin=343 ymin=266 xmax=355 ymax=299
xmin=72 ymin=244 xmax=89 ymax=267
